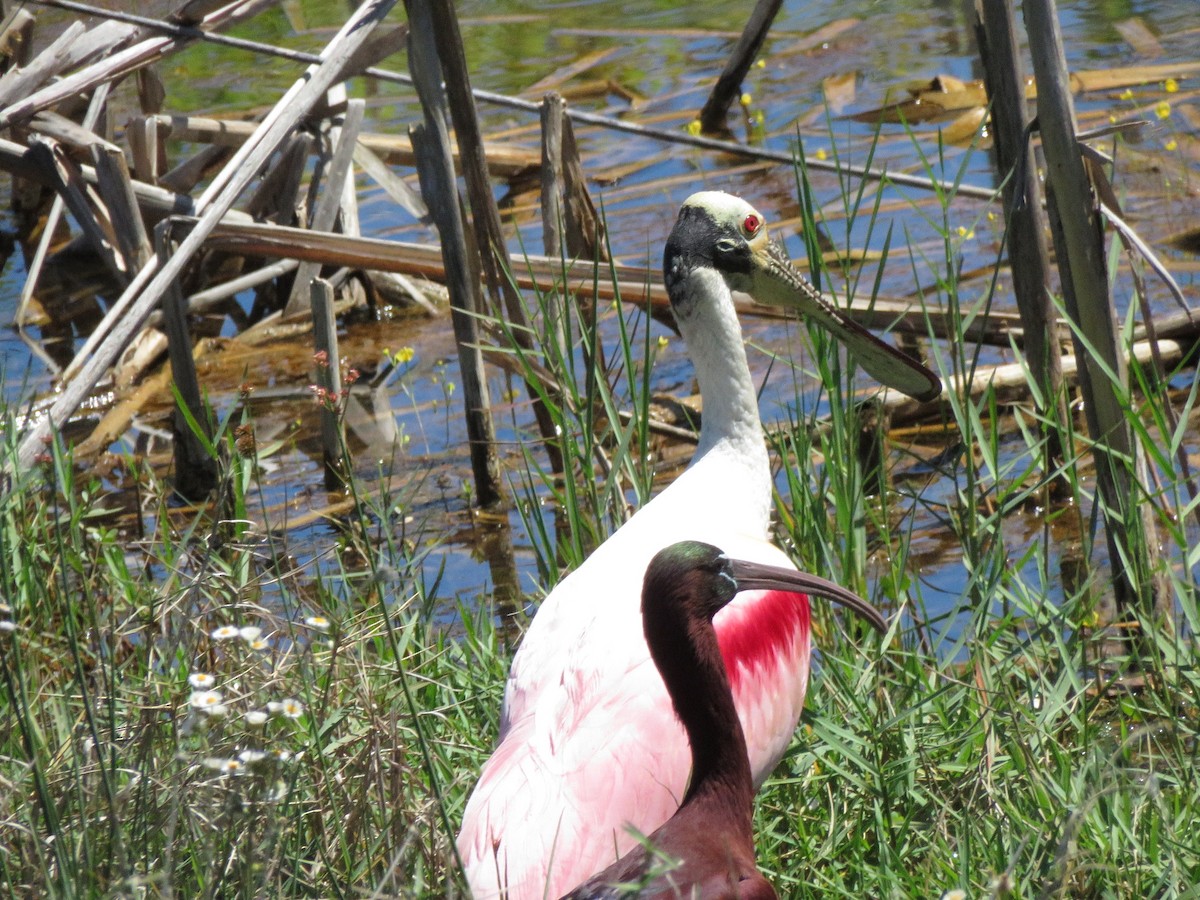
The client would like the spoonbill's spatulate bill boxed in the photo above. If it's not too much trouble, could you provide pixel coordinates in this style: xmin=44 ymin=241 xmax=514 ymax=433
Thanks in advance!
xmin=458 ymin=192 xmax=928 ymax=899
xmin=685 ymin=199 xmax=943 ymax=404
xmin=559 ymin=541 xmax=884 ymax=900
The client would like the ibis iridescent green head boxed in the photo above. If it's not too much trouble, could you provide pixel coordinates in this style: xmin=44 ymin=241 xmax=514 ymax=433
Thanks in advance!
xmin=663 ymin=191 xmax=941 ymax=403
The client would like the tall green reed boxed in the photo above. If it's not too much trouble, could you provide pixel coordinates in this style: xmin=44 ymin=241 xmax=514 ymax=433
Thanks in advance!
xmin=754 ymin=107 xmax=1200 ymax=899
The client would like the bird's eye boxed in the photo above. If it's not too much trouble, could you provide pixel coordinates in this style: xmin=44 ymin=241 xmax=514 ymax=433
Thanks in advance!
xmin=742 ymin=214 xmax=762 ymax=236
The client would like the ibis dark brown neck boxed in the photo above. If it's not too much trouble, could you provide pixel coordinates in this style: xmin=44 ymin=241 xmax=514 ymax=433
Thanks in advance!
xmin=558 ymin=544 xmax=779 ymax=900
xmin=643 ymin=584 xmax=755 ymax=830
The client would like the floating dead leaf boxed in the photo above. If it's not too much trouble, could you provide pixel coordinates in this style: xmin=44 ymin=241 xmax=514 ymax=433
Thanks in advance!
xmin=922 ymin=73 xmax=967 ymax=93
xmin=557 ymin=79 xmax=642 ymax=105
xmin=16 ymin=295 xmax=48 ymax=327
xmin=853 ymin=62 xmax=1200 ymax=130
xmin=113 ymin=326 xmax=168 ymax=389
xmin=848 ymin=74 xmax=986 ymax=125
xmin=524 ymin=47 xmax=621 ymax=96
xmin=822 ymin=71 xmax=857 ymax=114
xmin=1113 ymin=18 xmax=1162 ymax=58
xmin=940 ymin=106 xmax=989 ymax=145
xmin=470 ymin=508 xmax=510 ymax=526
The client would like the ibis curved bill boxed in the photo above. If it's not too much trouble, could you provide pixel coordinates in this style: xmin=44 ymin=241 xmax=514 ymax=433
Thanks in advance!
xmin=458 ymin=192 xmax=923 ymax=900
xmin=560 ymin=541 xmax=883 ymax=900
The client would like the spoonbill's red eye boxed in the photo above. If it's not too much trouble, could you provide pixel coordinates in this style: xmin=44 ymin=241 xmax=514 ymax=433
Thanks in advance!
xmin=743 ymin=214 xmax=761 ymax=235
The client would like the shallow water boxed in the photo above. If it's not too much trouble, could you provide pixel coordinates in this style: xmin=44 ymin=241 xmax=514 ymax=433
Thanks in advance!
xmin=2 ymin=0 xmax=1198 ymax=639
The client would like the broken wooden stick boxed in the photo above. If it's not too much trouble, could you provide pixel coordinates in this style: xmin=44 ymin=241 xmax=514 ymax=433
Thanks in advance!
xmin=10 ymin=0 xmax=398 ymax=477
xmin=282 ymin=98 xmax=365 ymax=317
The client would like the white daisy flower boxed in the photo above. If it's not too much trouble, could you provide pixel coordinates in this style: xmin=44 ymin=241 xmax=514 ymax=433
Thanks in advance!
xmin=269 ymin=698 xmax=304 ymax=719
xmin=188 ymin=690 xmax=223 ymax=710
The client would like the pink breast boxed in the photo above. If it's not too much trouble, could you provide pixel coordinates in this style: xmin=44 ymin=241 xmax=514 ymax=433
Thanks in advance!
xmin=716 ymin=589 xmax=811 ymax=692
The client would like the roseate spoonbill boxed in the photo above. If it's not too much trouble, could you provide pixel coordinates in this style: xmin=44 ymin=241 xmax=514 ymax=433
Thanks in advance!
xmin=458 ymin=192 xmax=936 ymax=899
xmin=560 ymin=540 xmax=885 ymax=900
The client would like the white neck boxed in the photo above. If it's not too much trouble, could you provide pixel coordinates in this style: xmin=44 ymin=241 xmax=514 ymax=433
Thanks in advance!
xmin=673 ymin=268 xmax=771 ymax=522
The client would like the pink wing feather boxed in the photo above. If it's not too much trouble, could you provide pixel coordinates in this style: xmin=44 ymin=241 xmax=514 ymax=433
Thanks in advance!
xmin=458 ymin=586 xmax=811 ymax=899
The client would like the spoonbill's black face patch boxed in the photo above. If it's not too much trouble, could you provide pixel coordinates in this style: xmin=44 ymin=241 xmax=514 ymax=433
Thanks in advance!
xmin=663 ymin=194 xmax=767 ymax=314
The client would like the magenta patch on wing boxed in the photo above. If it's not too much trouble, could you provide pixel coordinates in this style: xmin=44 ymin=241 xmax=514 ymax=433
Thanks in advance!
xmin=715 ymin=589 xmax=811 ymax=691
